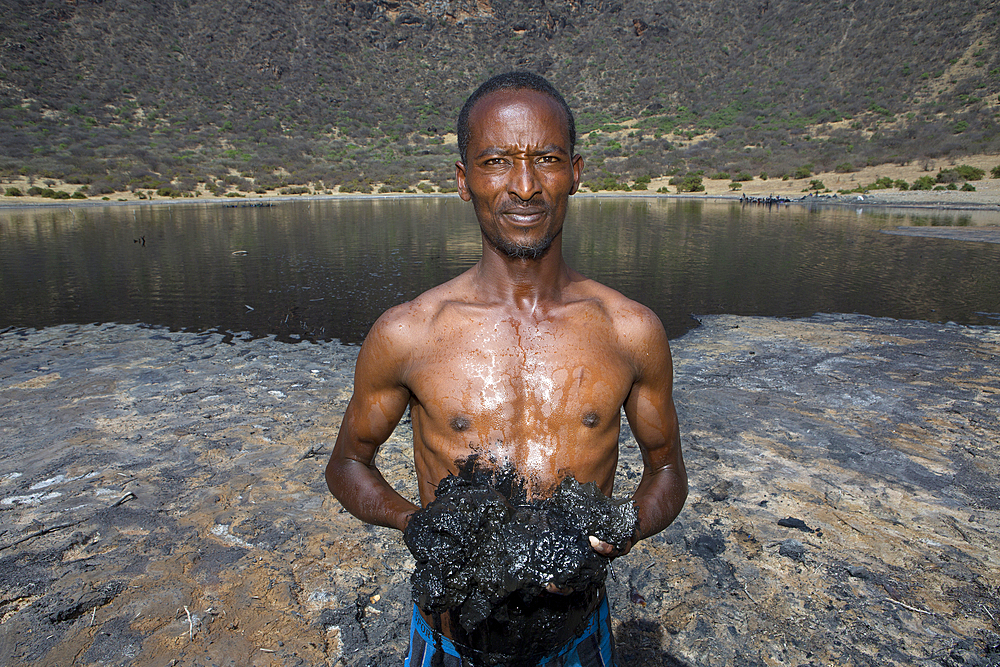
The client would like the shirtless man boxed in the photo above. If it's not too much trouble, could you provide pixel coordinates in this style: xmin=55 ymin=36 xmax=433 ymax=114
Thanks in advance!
xmin=326 ymin=72 xmax=687 ymax=666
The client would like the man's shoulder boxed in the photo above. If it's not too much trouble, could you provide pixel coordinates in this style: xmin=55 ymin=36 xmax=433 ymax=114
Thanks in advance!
xmin=368 ymin=271 xmax=476 ymax=341
xmin=570 ymin=273 xmax=663 ymax=334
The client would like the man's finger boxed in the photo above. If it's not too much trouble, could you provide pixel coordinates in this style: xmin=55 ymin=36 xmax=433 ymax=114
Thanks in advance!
xmin=589 ymin=535 xmax=614 ymax=555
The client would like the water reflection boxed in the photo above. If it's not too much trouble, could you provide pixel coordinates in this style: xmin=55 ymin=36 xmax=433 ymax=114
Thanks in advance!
xmin=1 ymin=197 xmax=998 ymax=343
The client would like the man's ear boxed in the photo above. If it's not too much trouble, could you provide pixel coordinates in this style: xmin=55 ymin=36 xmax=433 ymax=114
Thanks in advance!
xmin=456 ymin=161 xmax=472 ymax=202
xmin=569 ymin=153 xmax=585 ymax=195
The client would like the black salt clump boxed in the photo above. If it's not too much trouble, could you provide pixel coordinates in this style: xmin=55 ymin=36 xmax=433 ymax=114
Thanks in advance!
xmin=403 ymin=461 xmax=638 ymax=661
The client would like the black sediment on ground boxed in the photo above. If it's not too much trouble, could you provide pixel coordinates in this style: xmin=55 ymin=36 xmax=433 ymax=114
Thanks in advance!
xmin=403 ymin=456 xmax=637 ymax=663
xmin=1 ymin=315 xmax=999 ymax=666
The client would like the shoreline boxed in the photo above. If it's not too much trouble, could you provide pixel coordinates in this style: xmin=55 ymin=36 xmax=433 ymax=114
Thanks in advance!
xmin=2 ymin=189 xmax=1000 ymax=215
xmin=3 ymin=152 xmax=999 ymax=215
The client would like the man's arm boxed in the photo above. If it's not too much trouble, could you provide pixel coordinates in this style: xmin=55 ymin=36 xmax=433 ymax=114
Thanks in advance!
xmin=325 ymin=310 xmax=419 ymax=531
xmin=595 ymin=306 xmax=688 ymax=557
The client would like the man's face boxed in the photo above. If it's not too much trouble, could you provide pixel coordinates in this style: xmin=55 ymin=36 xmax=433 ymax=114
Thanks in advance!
xmin=457 ymin=89 xmax=583 ymax=260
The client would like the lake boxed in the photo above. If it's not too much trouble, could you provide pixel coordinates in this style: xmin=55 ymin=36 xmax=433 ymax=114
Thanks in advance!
xmin=1 ymin=196 xmax=999 ymax=343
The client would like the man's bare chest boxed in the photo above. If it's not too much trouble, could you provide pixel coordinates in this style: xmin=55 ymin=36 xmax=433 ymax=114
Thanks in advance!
xmin=406 ymin=314 xmax=634 ymax=426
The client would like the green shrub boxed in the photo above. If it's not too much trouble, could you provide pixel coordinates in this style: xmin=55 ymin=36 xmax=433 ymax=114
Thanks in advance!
xmin=893 ymin=179 xmax=909 ymax=190
xmin=911 ymin=176 xmax=936 ymax=190
xmin=933 ymin=185 xmax=946 ymax=191
xmin=992 ymin=165 xmax=1000 ymax=179
xmin=584 ymin=176 xmax=631 ymax=192
xmin=732 ymin=172 xmax=753 ymax=182
xmin=29 ymin=187 xmax=72 ymax=199
xmin=808 ymin=180 xmax=825 ymax=191
xmin=632 ymin=175 xmax=651 ymax=190
xmin=709 ymin=171 xmax=730 ymax=180
xmin=946 ymin=183 xmax=957 ymax=190
xmin=71 ymin=191 xmax=87 ymax=199
xmin=954 ymin=165 xmax=985 ymax=181
xmin=670 ymin=173 xmax=704 ymax=192
xmin=4 ymin=187 xmax=23 ymax=196
xmin=834 ymin=162 xmax=856 ymax=173
xmin=793 ymin=165 xmax=813 ymax=179
xmin=729 ymin=182 xmax=742 ymax=191
xmin=417 ymin=182 xmax=435 ymax=193
xmin=759 ymin=172 xmax=768 ymax=181
xmin=961 ymin=182 xmax=976 ymax=191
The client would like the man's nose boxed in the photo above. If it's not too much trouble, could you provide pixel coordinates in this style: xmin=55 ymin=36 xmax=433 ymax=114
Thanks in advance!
xmin=509 ymin=159 xmax=542 ymax=202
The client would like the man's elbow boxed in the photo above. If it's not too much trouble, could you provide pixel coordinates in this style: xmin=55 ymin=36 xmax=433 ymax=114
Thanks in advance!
xmin=674 ymin=465 xmax=689 ymax=508
xmin=325 ymin=454 xmax=348 ymax=499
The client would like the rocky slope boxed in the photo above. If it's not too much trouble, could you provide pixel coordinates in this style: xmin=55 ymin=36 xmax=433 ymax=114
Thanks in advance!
xmin=1 ymin=0 xmax=998 ymax=192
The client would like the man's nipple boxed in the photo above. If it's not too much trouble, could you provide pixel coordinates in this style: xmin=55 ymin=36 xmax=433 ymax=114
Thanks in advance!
xmin=449 ymin=415 xmax=471 ymax=432
xmin=582 ymin=412 xmax=600 ymax=428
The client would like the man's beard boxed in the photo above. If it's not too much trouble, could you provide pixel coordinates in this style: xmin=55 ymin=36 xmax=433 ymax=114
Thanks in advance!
xmin=478 ymin=200 xmax=561 ymax=260
xmin=483 ymin=229 xmax=557 ymax=260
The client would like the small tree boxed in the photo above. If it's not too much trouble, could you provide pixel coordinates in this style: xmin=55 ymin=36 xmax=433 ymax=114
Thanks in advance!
xmin=793 ymin=164 xmax=813 ymax=179
xmin=670 ymin=173 xmax=704 ymax=192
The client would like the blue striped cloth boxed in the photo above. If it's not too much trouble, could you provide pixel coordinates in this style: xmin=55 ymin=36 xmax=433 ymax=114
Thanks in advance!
xmin=403 ymin=595 xmax=616 ymax=667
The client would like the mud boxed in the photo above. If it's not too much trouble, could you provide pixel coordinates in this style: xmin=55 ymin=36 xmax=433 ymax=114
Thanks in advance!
xmin=403 ymin=457 xmax=637 ymax=663
xmin=1 ymin=314 xmax=999 ymax=666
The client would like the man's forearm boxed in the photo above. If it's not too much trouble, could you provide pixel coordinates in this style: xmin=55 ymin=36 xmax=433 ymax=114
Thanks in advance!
xmin=326 ymin=456 xmax=419 ymax=531
xmin=631 ymin=464 xmax=688 ymax=541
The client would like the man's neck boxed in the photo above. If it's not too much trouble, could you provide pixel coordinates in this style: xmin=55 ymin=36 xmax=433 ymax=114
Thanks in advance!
xmin=473 ymin=236 xmax=572 ymax=311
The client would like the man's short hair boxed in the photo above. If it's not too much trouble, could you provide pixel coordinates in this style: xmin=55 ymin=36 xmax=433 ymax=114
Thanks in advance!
xmin=457 ymin=72 xmax=576 ymax=165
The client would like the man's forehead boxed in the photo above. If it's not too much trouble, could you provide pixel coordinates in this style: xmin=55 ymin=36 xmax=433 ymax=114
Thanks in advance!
xmin=466 ymin=89 xmax=572 ymax=149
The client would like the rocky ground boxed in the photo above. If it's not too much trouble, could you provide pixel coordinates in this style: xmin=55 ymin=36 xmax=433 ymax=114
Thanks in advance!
xmin=1 ymin=314 xmax=998 ymax=666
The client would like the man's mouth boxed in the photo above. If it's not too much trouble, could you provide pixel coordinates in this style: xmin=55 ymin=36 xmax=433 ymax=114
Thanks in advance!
xmin=501 ymin=206 xmax=547 ymax=223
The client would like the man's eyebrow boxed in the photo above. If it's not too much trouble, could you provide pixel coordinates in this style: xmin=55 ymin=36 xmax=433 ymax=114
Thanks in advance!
xmin=474 ymin=144 xmax=569 ymax=159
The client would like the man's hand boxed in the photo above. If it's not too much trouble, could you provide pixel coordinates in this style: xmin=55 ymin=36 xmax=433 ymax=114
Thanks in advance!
xmin=589 ymin=534 xmax=634 ymax=559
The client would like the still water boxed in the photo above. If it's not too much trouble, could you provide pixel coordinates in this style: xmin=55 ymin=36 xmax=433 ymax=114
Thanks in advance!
xmin=1 ymin=197 xmax=998 ymax=343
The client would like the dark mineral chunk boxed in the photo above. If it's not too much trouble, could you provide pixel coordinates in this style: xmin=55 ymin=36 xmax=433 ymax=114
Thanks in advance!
xmin=777 ymin=517 xmax=814 ymax=532
xmin=778 ymin=538 xmax=807 ymax=562
xmin=402 ymin=459 xmax=638 ymax=663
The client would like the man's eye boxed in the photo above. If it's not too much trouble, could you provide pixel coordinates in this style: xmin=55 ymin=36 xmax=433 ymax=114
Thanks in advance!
xmin=538 ymin=156 xmax=559 ymax=163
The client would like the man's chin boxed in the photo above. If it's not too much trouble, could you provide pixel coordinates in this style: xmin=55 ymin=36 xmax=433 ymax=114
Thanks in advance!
xmin=489 ymin=236 xmax=554 ymax=260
